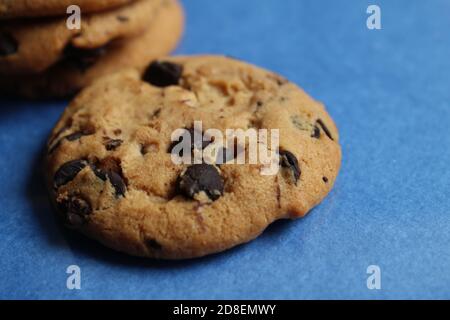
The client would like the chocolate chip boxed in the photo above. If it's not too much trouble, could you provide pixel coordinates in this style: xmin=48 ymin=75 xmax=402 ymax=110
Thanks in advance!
xmin=48 ymin=126 xmax=95 ymax=154
xmin=48 ymin=131 xmax=82 ymax=153
xmin=140 ymin=144 xmax=148 ymax=155
xmin=54 ymin=159 xmax=87 ymax=188
xmin=0 ymin=32 xmax=18 ymax=56
xmin=143 ymin=61 xmax=183 ymax=87
xmin=322 ymin=176 xmax=329 ymax=183
xmin=168 ymin=127 xmax=212 ymax=157
xmin=90 ymin=161 xmax=126 ymax=197
xmin=64 ymin=45 xmax=107 ymax=70
xmin=145 ymin=238 xmax=162 ymax=251
xmin=90 ymin=163 xmax=108 ymax=181
xmin=279 ymin=150 xmax=301 ymax=184
xmin=57 ymin=195 xmax=92 ymax=226
xmin=316 ymin=119 xmax=334 ymax=141
xmin=178 ymin=164 xmax=224 ymax=202
xmin=105 ymin=139 xmax=123 ymax=151
xmin=311 ymin=125 xmax=321 ymax=138
xmin=65 ymin=131 xmax=84 ymax=141
xmin=107 ymin=171 xmax=126 ymax=197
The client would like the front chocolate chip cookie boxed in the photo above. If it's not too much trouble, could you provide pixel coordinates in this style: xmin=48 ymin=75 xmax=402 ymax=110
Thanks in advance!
xmin=46 ymin=55 xmax=341 ymax=259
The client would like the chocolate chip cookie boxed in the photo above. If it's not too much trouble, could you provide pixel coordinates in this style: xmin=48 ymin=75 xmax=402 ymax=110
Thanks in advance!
xmin=46 ymin=55 xmax=341 ymax=259
xmin=0 ymin=0 xmax=165 ymax=74
xmin=0 ymin=0 xmax=184 ymax=97
xmin=0 ymin=0 xmax=134 ymax=19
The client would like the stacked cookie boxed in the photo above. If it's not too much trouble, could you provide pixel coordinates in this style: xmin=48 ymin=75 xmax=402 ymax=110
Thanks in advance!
xmin=0 ymin=0 xmax=184 ymax=98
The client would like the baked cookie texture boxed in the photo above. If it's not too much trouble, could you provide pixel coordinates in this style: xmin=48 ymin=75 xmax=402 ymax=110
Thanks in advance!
xmin=0 ymin=0 xmax=134 ymax=19
xmin=0 ymin=0 xmax=168 ymax=74
xmin=0 ymin=0 xmax=184 ymax=98
xmin=46 ymin=55 xmax=342 ymax=259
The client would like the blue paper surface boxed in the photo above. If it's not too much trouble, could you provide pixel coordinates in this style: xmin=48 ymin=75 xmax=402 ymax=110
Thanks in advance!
xmin=0 ymin=0 xmax=449 ymax=299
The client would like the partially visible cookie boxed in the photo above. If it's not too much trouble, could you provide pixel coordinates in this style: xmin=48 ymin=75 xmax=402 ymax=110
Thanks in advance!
xmin=0 ymin=0 xmax=164 ymax=74
xmin=45 ymin=55 xmax=341 ymax=259
xmin=0 ymin=0 xmax=184 ymax=98
xmin=0 ymin=0 xmax=134 ymax=19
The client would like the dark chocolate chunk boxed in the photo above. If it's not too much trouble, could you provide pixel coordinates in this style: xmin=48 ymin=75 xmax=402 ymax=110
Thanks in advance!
xmin=90 ymin=163 xmax=107 ymax=181
xmin=322 ymin=176 xmax=329 ymax=183
xmin=143 ymin=61 xmax=183 ymax=87
xmin=107 ymin=171 xmax=126 ymax=197
xmin=71 ymin=125 xmax=95 ymax=139
xmin=145 ymin=238 xmax=162 ymax=251
xmin=0 ymin=32 xmax=18 ymax=56
xmin=105 ymin=139 xmax=123 ymax=151
xmin=64 ymin=45 xmax=107 ymax=70
xmin=140 ymin=144 xmax=148 ymax=155
xmin=57 ymin=195 xmax=92 ymax=226
xmin=90 ymin=162 xmax=126 ymax=197
xmin=48 ymin=126 xmax=95 ymax=154
xmin=316 ymin=119 xmax=334 ymax=141
xmin=178 ymin=164 xmax=224 ymax=202
xmin=54 ymin=159 xmax=87 ymax=188
xmin=279 ymin=150 xmax=301 ymax=184
xmin=65 ymin=131 xmax=84 ymax=141
xmin=311 ymin=125 xmax=321 ymax=138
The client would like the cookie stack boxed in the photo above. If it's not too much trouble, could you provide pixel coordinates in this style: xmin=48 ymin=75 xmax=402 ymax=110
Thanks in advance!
xmin=0 ymin=0 xmax=184 ymax=98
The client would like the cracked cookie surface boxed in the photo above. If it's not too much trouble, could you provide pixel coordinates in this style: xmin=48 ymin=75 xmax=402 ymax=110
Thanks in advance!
xmin=46 ymin=55 xmax=341 ymax=259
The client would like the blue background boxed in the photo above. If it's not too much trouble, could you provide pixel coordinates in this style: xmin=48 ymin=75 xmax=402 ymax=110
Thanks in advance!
xmin=1 ymin=0 xmax=449 ymax=299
